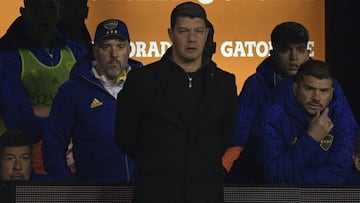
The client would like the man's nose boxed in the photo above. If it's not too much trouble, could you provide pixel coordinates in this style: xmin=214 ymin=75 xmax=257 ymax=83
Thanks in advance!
xmin=13 ymin=159 xmax=22 ymax=170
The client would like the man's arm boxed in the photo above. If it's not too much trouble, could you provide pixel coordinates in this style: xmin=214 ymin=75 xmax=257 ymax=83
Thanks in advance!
xmin=115 ymin=70 xmax=143 ymax=159
xmin=256 ymin=105 xmax=356 ymax=185
xmin=0 ymin=54 xmax=47 ymax=141
xmin=42 ymin=85 xmax=73 ymax=181
xmin=221 ymin=73 xmax=239 ymax=172
xmin=222 ymin=74 xmax=265 ymax=172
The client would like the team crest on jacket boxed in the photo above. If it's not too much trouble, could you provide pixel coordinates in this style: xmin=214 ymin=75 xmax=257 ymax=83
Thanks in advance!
xmin=320 ymin=134 xmax=333 ymax=151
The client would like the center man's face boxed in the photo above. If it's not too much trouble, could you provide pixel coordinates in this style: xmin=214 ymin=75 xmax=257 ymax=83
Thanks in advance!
xmin=169 ymin=17 xmax=208 ymax=64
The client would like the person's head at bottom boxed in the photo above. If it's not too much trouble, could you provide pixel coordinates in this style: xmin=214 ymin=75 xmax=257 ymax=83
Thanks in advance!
xmin=0 ymin=129 xmax=35 ymax=182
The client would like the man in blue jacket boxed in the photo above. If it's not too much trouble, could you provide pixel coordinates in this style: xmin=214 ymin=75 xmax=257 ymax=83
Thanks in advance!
xmin=225 ymin=21 xmax=311 ymax=183
xmin=0 ymin=0 xmax=88 ymax=175
xmin=254 ymin=59 xmax=358 ymax=185
xmin=344 ymin=131 xmax=360 ymax=185
xmin=42 ymin=19 xmax=142 ymax=182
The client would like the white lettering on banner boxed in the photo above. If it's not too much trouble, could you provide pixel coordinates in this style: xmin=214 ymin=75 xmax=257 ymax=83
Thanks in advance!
xmin=130 ymin=40 xmax=315 ymax=58
xmin=130 ymin=41 xmax=172 ymax=57
xmin=221 ymin=41 xmax=315 ymax=57
xmin=308 ymin=41 xmax=315 ymax=57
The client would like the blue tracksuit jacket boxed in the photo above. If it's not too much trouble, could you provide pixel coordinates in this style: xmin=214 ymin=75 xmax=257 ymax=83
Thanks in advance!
xmin=254 ymin=76 xmax=358 ymax=185
xmin=227 ymin=57 xmax=281 ymax=183
xmin=42 ymin=58 xmax=142 ymax=182
xmin=233 ymin=57 xmax=281 ymax=146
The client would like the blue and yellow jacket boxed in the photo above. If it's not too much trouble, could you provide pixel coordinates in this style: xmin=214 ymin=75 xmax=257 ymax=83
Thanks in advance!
xmin=254 ymin=76 xmax=358 ymax=185
xmin=42 ymin=58 xmax=142 ymax=182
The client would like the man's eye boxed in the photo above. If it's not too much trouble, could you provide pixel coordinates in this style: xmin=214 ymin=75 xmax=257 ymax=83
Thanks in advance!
xmin=297 ymin=47 xmax=307 ymax=53
xmin=196 ymin=29 xmax=204 ymax=34
xmin=102 ymin=46 xmax=110 ymax=50
xmin=5 ymin=156 xmax=15 ymax=161
xmin=320 ymin=89 xmax=329 ymax=94
xmin=279 ymin=48 xmax=290 ymax=53
xmin=22 ymin=156 xmax=29 ymax=161
xmin=307 ymin=87 xmax=313 ymax=91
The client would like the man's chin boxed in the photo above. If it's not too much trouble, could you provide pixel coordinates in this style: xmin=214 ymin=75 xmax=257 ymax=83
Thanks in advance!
xmin=10 ymin=176 xmax=26 ymax=182
xmin=305 ymin=108 xmax=318 ymax=117
xmin=288 ymin=70 xmax=298 ymax=75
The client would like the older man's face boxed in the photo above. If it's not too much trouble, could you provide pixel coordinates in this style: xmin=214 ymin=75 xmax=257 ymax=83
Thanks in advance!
xmin=0 ymin=146 xmax=33 ymax=181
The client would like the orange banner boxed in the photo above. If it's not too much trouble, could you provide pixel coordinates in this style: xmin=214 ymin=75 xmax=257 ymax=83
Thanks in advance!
xmin=1 ymin=0 xmax=325 ymax=92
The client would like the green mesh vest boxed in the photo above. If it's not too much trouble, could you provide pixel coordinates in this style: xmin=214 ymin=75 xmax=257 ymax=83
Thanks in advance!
xmin=19 ymin=46 xmax=76 ymax=106
xmin=0 ymin=46 xmax=76 ymax=134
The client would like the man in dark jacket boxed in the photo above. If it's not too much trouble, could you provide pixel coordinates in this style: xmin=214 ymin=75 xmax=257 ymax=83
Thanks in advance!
xmin=115 ymin=2 xmax=237 ymax=202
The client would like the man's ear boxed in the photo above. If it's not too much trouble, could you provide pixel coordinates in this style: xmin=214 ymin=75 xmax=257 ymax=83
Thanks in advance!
xmin=128 ymin=42 xmax=132 ymax=55
xmin=20 ymin=7 xmax=25 ymax=16
xmin=168 ymin=28 xmax=173 ymax=42
xmin=85 ymin=6 xmax=89 ymax=19
xmin=270 ymin=49 xmax=275 ymax=56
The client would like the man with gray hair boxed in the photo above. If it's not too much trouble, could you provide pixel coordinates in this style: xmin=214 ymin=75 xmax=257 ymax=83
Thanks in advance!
xmin=42 ymin=18 xmax=142 ymax=182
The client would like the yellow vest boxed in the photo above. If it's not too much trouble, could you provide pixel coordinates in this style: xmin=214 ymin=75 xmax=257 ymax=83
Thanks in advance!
xmin=0 ymin=46 xmax=77 ymax=134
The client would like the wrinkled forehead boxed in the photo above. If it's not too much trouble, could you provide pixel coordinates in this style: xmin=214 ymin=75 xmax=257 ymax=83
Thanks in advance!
xmin=273 ymin=42 xmax=308 ymax=51
xmin=299 ymin=75 xmax=334 ymax=88
xmin=174 ymin=17 xmax=207 ymax=29
xmin=0 ymin=146 xmax=32 ymax=156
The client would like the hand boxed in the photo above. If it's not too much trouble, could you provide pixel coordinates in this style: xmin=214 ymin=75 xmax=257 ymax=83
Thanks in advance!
xmin=307 ymin=107 xmax=334 ymax=142
xmin=32 ymin=105 xmax=51 ymax=118
xmin=222 ymin=146 xmax=244 ymax=172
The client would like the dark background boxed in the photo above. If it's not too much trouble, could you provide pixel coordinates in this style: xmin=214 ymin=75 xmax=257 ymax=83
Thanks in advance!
xmin=326 ymin=0 xmax=360 ymax=124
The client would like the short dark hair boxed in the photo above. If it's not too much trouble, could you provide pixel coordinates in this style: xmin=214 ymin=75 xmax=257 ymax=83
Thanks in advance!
xmin=203 ymin=19 xmax=216 ymax=59
xmin=0 ymin=130 xmax=35 ymax=149
xmin=295 ymin=59 xmax=333 ymax=84
xmin=271 ymin=21 xmax=309 ymax=50
xmin=170 ymin=1 xmax=207 ymax=29
xmin=24 ymin=0 xmax=59 ymax=7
